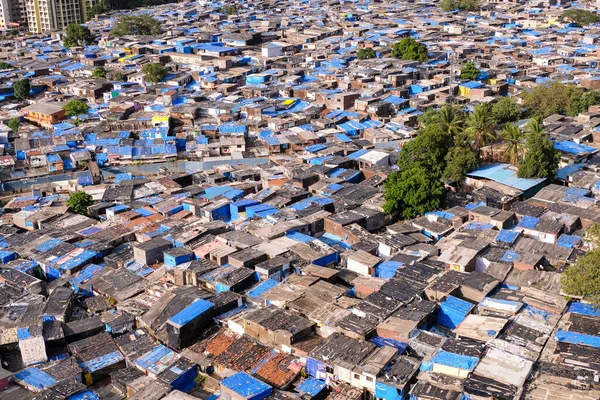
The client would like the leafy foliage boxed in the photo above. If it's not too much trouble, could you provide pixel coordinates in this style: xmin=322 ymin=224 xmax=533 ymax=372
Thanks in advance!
xmin=460 ymin=61 xmax=480 ymax=80
xmin=391 ymin=38 xmax=428 ymax=61
xmin=465 ymin=102 xmax=497 ymax=151
xmin=569 ymin=90 xmax=600 ymax=116
xmin=110 ymin=15 xmax=161 ymax=36
xmin=91 ymin=66 xmax=106 ymax=79
xmin=64 ymin=24 xmax=95 ymax=48
xmin=443 ymin=133 xmax=479 ymax=182
xmin=13 ymin=79 xmax=30 ymax=101
xmin=0 ymin=61 xmax=13 ymax=70
xmin=561 ymin=9 xmax=599 ymax=27
xmin=142 ymin=63 xmax=168 ymax=83
xmin=383 ymin=166 xmax=445 ymax=218
xmin=222 ymin=5 xmax=237 ymax=14
xmin=492 ymin=96 xmax=521 ymax=124
xmin=63 ymin=100 xmax=89 ymax=117
xmin=67 ymin=191 xmax=93 ymax=215
xmin=500 ymin=123 xmax=524 ymax=165
xmin=521 ymin=82 xmax=600 ymax=118
xmin=562 ymin=250 xmax=600 ymax=307
xmin=113 ymin=72 xmax=126 ymax=82
xmin=439 ymin=0 xmax=480 ymax=12
xmin=357 ymin=48 xmax=376 ymax=60
xmin=7 ymin=118 xmax=19 ymax=133
xmin=517 ymin=118 xmax=560 ymax=180
xmin=87 ymin=0 xmax=108 ymax=19
xmin=397 ymin=124 xmax=453 ymax=178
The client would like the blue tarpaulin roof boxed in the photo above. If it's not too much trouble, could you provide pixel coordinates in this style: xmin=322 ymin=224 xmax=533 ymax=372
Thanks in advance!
xmin=168 ymin=298 xmax=213 ymax=327
xmin=568 ymin=302 xmax=600 ymax=318
xmin=221 ymin=372 xmax=272 ymax=399
xmin=518 ymin=215 xmax=540 ymax=229
xmin=496 ymin=229 xmax=519 ymax=244
xmin=467 ymin=164 xmax=545 ymax=192
xmin=430 ymin=350 xmax=478 ymax=370
xmin=297 ymin=378 xmax=327 ymax=397
xmin=555 ymin=329 xmax=600 ymax=348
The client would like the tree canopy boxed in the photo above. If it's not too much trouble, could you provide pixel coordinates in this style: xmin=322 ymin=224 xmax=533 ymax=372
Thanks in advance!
xmin=492 ymin=96 xmax=521 ymax=124
xmin=13 ymin=79 xmax=30 ymax=101
xmin=517 ymin=118 xmax=560 ymax=180
xmin=460 ymin=61 xmax=480 ymax=80
xmin=465 ymin=102 xmax=497 ymax=152
xmin=67 ymin=192 xmax=93 ymax=215
xmin=7 ymin=118 xmax=19 ymax=133
xmin=500 ymin=123 xmax=524 ymax=165
xmin=561 ymin=9 xmax=599 ymax=27
xmin=357 ymin=48 xmax=377 ymax=60
xmin=222 ymin=5 xmax=237 ymax=14
xmin=521 ymin=81 xmax=600 ymax=118
xmin=383 ymin=166 xmax=445 ymax=218
xmin=439 ymin=0 xmax=480 ymax=12
xmin=142 ymin=63 xmax=168 ymax=83
xmin=391 ymin=38 xmax=428 ymax=61
xmin=87 ymin=0 xmax=108 ymax=19
xmin=91 ymin=66 xmax=106 ymax=79
xmin=63 ymin=24 xmax=95 ymax=48
xmin=110 ymin=15 xmax=162 ymax=36
xmin=63 ymin=100 xmax=89 ymax=117
xmin=443 ymin=132 xmax=479 ymax=182
xmin=0 ymin=61 xmax=13 ymax=70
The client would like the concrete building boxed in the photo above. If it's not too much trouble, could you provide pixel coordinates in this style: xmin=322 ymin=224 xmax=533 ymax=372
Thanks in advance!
xmin=25 ymin=0 xmax=97 ymax=33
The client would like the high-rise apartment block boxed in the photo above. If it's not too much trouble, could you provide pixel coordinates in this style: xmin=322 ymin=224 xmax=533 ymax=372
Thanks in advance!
xmin=0 ymin=0 xmax=98 ymax=33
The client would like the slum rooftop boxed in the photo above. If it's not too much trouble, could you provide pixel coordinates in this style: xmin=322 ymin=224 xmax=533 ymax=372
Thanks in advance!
xmin=1 ymin=0 xmax=600 ymax=399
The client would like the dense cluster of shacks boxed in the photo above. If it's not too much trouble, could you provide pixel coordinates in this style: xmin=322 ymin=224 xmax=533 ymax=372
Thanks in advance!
xmin=1 ymin=154 xmax=600 ymax=400
xmin=2 ymin=0 xmax=600 ymax=399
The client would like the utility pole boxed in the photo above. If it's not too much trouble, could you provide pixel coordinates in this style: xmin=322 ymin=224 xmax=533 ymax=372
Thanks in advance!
xmin=449 ymin=47 xmax=458 ymax=103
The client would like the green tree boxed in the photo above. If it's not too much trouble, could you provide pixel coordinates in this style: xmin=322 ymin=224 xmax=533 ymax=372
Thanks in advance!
xmin=465 ymin=102 xmax=497 ymax=152
xmin=440 ymin=0 xmax=480 ymax=12
xmin=501 ymin=123 xmax=524 ymax=165
xmin=67 ymin=191 xmax=93 ymax=215
xmin=397 ymin=124 xmax=453 ymax=178
xmin=7 ymin=118 xmax=19 ymax=133
xmin=492 ymin=96 xmax=521 ymax=124
xmin=110 ymin=15 xmax=162 ymax=36
xmin=391 ymin=38 xmax=428 ymax=61
xmin=357 ymin=48 xmax=376 ymax=60
xmin=460 ymin=61 xmax=480 ymax=80
xmin=87 ymin=0 xmax=108 ymax=19
xmin=63 ymin=100 xmax=89 ymax=117
xmin=585 ymin=222 xmax=600 ymax=249
xmin=436 ymin=104 xmax=464 ymax=137
xmin=142 ymin=63 xmax=168 ymax=84
xmin=13 ymin=79 xmax=30 ymax=101
xmin=561 ymin=9 xmax=599 ymax=27
xmin=562 ymin=250 xmax=600 ymax=307
xmin=222 ymin=5 xmax=237 ymax=15
xmin=521 ymin=81 xmax=583 ymax=118
xmin=63 ymin=23 xmax=95 ymax=48
xmin=383 ymin=165 xmax=445 ymax=218
xmin=0 ymin=61 xmax=13 ymax=69
xmin=443 ymin=133 xmax=479 ymax=182
xmin=517 ymin=118 xmax=560 ymax=180
xmin=113 ymin=72 xmax=126 ymax=82
xmin=569 ymin=90 xmax=600 ymax=116
xmin=91 ymin=66 xmax=107 ymax=79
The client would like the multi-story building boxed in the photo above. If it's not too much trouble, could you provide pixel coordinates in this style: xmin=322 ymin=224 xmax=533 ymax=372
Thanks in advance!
xmin=0 ymin=0 xmax=27 ymax=30
xmin=25 ymin=0 xmax=98 ymax=33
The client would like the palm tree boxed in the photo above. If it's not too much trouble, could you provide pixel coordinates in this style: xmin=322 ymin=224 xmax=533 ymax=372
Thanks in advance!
xmin=501 ymin=123 xmax=524 ymax=165
xmin=525 ymin=116 xmax=545 ymax=136
xmin=465 ymin=102 xmax=497 ymax=153
xmin=436 ymin=104 xmax=464 ymax=137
